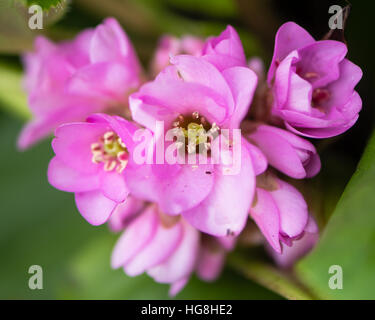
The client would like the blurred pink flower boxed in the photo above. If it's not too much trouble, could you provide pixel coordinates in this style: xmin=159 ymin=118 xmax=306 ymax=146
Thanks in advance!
xmin=196 ymin=234 xmax=236 ymax=282
xmin=18 ymin=18 xmax=142 ymax=149
xmin=249 ymin=174 xmax=310 ymax=254
xmin=246 ymin=124 xmax=321 ymax=179
xmin=111 ymin=204 xmax=235 ymax=296
xmin=268 ymin=22 xmax=362 ymax=138
xmin=151 ymin=35 xmax=205 ymax=75
xmin=128 ymin=26 xmax=262 ymax=237
xmin=48 ymin=113 xmax=145 ymax=226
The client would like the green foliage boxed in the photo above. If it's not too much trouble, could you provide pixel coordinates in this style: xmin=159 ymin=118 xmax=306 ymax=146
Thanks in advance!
xmin=229 ymin=252 xmax=314 ymax=300
xmin=24 ymin=0 xmax=66 ymax=11
xmin=0 ymin=64 xmax=30 ymax=119
xmin=297 ymin=131 xmax=375 ymax=299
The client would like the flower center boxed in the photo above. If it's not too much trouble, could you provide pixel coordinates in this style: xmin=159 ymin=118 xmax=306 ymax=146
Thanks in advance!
xmin=172 ymin=111 xmax=220 ymax=154
xmin=91 ymin=131 xmax=129 ymax=173
xmin=312 ymin=88 xmax=330 ymax=112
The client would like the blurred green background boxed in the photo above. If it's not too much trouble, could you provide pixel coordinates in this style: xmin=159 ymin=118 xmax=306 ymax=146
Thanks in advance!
xmin=0 ymin=0 xmax=374 ymax=299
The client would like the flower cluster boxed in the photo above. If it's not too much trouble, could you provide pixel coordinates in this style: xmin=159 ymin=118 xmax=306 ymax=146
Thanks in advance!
xmin=19 ymin=19 xmax=362 ymax=295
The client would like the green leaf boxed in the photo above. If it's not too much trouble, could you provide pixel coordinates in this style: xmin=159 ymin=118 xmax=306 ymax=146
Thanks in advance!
xmin=228 ymin=251 xmax=315 ymax=300
xmin=296 ymin=130 xmax=375 ymax=299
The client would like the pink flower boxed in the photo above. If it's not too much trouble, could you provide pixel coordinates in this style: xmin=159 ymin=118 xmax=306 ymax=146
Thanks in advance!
xmin=151 ymin=35 xmax=205 ymax=75
xmin=129 ymin=26 xmax=262 ymax=237
xmin=246 ymin=124 xmax=321 ymax=179
xmin=267 ymin=215 xmax=319 ymax=268
xmin=111 ymin=204 xmax=235 ymax=296
xmin=249 ymin=173 xmax=310 ymax=254
xmin=47 ymin=113 xmax=143 ymax=226
xmin=268 ymin=22 xmax=362 ymax=138
xmin=18 ymin=18 xmax=142 ymax=149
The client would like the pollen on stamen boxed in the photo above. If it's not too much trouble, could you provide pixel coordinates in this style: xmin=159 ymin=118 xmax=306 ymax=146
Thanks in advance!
xmin=91 ymin=143 xmax=101 ymax=152
xmin=171 ymin=113 xmax=221 ymax=155
xmin=90 ymin=131 xmax=129 ymax=173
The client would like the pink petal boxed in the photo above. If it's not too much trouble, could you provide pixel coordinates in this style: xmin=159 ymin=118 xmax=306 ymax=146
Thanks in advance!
xmin=202 ymin=25 xmax=247 ymax=70
xmin=18 ymin=118 xmax=56 ymax=151
xmin=108 ymin=197 xmax=145 ymax=232
xmin=169 ymin=277 xmax=189 ymax=297
xmin=221 ymin=66 xmax=258 ymax=128
xmin=183 ymin=141 xmax=255 ymax=236
xmin=90 ymin=18 xmax=132 ymax=63
xmin=244 ymin=140 xmax=268 ymax=176
xmin=248 ymin=125 xmax=315 ymax=179
xmin=284 ymin=72 xmax=312 ymax=113
xmin=18 ymin=98 xmax=101 ymax=150
xmin=100 ymin=171 xmax=129 ymax=203
xmin=67 ymin=62 xmax=138 ymax=103
xmin=327 ymin=59 xmax=363 ymax=110
xmin=124 ymin=219 xmax=183 ymax=276
xmin=216 ymin=235 xmax=237 ymax=251
xmin=283 ymin=94 xmax=360 ymax=138
xmin=268 ymin=22 xmax=315 ymax=83
xmin=269 ymin=179 xmax=308 ymax=238
xmin=170 ymin=55 xmax=234 ymax=112
xmin=152 ymin=163 xmax=215 ymax=215
xmin=131 ymin=66 xmax=228 ymax=127
xmin=75 ymin=189 xmax=117 ymax=226
xmin=52 ymin=122 xmax=108 ymax=174
xmin=196 ymin=244 xmax=226 ymax=281
xmin=270 ymin=216 xmax=319 ymax=268
xmin=296 ymin=40 xmax=347 ymax=88
xmin=111 ymin=206 xmax=158 ymax=268
xmin=123 ymin=163 xmax=160 ymax=203
xmin=129 ymin=94 xmax=177 ymax=131
xmin=147 ymin=221 xmax=200 ymax=284
xmin=48 ymin=156 xmax=99 ymax=193
xmin=304 ymin=214 xmax=319 ymax=233
xmin=250 ymin=188 xmax=281 ymax=253
xmin=273 ymin=50 xmax=300 ymax=109
xmin=87 ymin=113 xmax=139 ymax=152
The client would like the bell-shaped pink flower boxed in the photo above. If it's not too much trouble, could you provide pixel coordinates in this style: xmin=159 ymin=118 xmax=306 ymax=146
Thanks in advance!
xmin=151 ymin=35 xmax=205 ymax=75
xmin=111 ymin=204 xmax=236 ymax=296
xmin=268 ymin=22 xmax=362 ymax=138
xmin=48 ymin=113 xmax=144 ymax=226
xmin=18 ymin=18 xmax=142 ymax=149
xmin=246 ymin=124 xmax=321 ymax=178
xmin=267 ymin=215 xmax=319 ymax=268
xmin=129 ymin=26 xmax=263 ymax=237
xmin=111 ymin=205 xmax=200 ymax=296
xmin=249 ymin=173 xmax=309 ymax=254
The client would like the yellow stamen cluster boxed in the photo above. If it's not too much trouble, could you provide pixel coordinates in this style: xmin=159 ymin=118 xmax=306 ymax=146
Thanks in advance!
xmin=91 ymin=131 xmax=129 ymax=173
xmin=172 ymin=111 xmax=220 ymax=154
